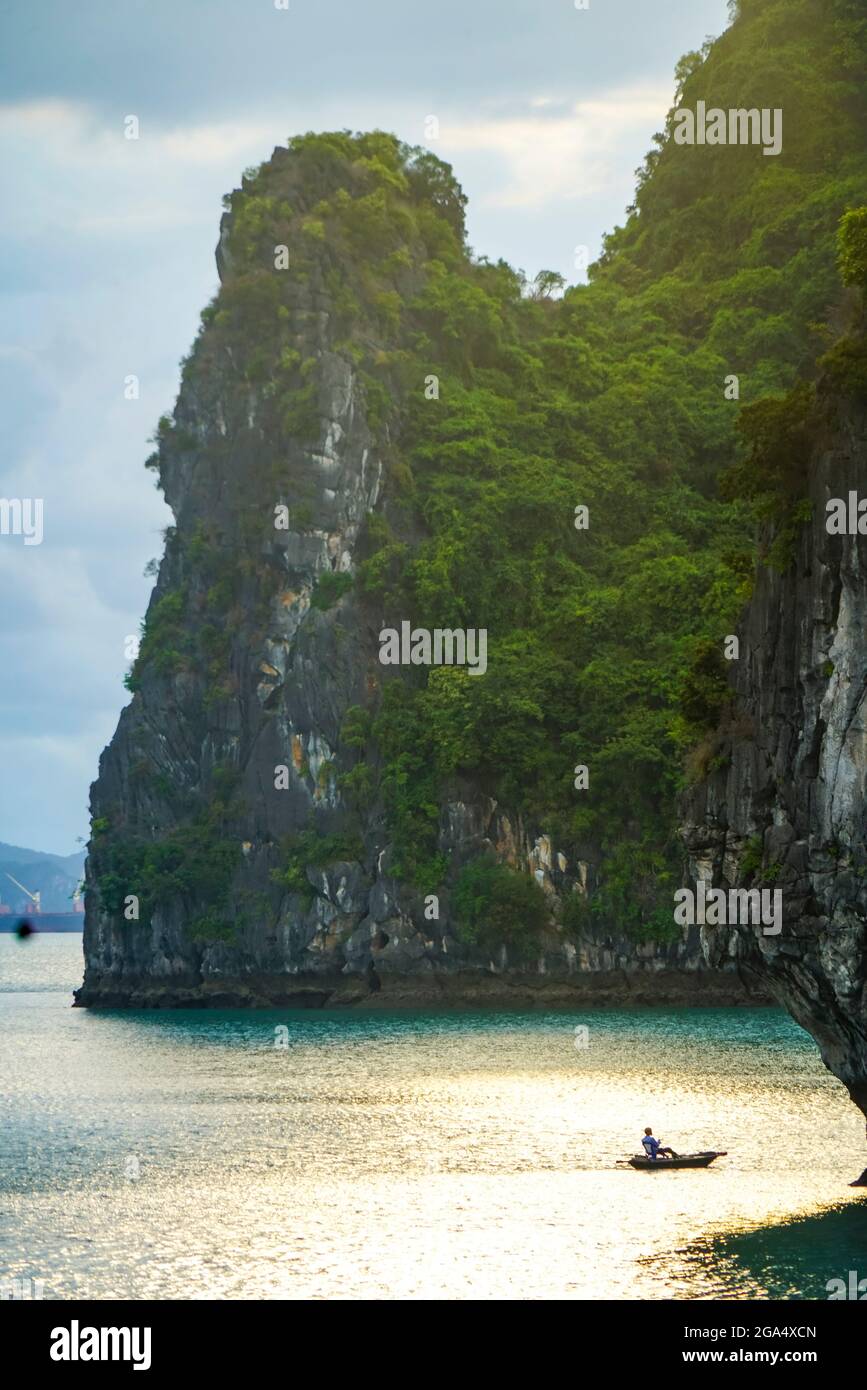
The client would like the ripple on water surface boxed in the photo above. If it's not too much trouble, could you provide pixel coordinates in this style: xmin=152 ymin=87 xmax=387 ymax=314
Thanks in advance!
xmin=1 ymin=935 xmax=864 ymax=1298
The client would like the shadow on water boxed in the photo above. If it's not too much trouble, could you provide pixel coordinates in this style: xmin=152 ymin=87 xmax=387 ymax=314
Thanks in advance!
xmin=671 ymin=1200 xmax=867 ymax=1299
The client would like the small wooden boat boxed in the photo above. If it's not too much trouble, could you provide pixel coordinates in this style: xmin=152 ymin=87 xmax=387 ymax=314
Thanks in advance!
xmin=621 ymin=1151 xmax=727 ymax=1170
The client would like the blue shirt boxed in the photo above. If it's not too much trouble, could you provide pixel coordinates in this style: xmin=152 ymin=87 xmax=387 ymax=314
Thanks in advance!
xmin=642 ymin=1135 xmax=660 ymax=1158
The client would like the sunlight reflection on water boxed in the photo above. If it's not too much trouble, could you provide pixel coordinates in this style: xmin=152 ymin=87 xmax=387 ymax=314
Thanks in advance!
xmin=1 ymin=936 xmax=864 ymax=1299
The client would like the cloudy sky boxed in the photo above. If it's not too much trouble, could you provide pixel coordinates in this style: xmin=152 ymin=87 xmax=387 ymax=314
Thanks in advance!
xmin=0 ymin=0 xmax=730 ymax=854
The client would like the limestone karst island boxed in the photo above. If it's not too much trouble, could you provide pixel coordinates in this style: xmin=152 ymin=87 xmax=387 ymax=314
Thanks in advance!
xmin=3 ymin=0 xmax=867 ymax=1340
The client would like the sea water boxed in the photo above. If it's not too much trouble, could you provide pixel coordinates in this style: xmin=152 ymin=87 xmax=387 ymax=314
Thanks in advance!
xmin=1 ymin=935 xmax=865 ymax=1300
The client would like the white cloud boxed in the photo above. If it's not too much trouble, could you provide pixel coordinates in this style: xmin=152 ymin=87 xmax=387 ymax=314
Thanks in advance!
xmin=440 ymin=83 xmax=672 ymax=207
xmin=0 ymin=100 xmax=277 ymax=239
xmin=0 ymin=99 xmax=275 ymax=169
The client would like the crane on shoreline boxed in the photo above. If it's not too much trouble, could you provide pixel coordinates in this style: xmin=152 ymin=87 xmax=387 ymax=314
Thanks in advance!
xmin=4 ymin=872 xmax=41 ymax=914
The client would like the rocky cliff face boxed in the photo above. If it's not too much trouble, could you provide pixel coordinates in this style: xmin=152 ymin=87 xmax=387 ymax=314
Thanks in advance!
xmin=75 ymin=138 xmax=748 ymax=1009
xmin=681 ymin=372 xmax=867 ymax=1156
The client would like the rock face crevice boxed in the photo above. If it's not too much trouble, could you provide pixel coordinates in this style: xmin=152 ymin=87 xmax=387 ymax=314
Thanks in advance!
xmin=681 ymin=387 xmax=867 ymax=1134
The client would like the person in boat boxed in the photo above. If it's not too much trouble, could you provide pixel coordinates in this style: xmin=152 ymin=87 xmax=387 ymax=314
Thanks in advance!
xmin=641 ymin=1128 xmax=678 ymax=1161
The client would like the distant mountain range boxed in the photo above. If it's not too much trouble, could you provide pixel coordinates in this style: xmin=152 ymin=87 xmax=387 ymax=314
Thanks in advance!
xmin=0 ymin=842 xmax=86 ymax=914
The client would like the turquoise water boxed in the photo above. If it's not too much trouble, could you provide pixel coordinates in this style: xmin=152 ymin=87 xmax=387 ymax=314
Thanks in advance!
xmin=1 ymin=934 xmax=865 ymax=1300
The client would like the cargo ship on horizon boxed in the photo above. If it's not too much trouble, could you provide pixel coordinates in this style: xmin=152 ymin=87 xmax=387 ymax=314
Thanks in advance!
xmin=0 ymin=870 xmax=85 ymax=931
xmin=0 ymin=912 xmax=84 ymax=932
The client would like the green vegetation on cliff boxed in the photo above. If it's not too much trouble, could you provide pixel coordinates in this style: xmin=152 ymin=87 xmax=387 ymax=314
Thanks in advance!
xmin=115 ymin=0 xmax=867 ymax=946
xmin=453 ymin=857 xmax=550 ymax=963
xmin=93 ymin=768 xmax=242 ymax=940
